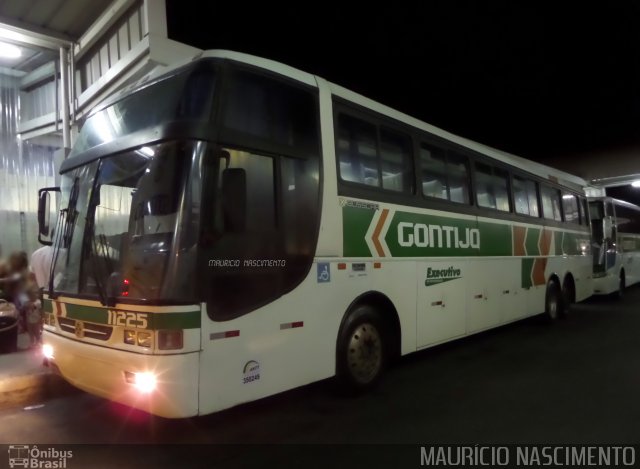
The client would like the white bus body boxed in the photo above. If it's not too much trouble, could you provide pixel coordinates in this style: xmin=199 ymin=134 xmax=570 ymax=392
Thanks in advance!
xmin=589 ymin=197 xmax=640 ymax=295
xmin=41 ymin=50 xmax=592 ymax=418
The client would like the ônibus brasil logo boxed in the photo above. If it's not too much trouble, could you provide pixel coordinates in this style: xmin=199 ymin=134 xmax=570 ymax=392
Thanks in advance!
xmin=425 ymin=266 xmax=462 ymax=286
xmin=7 ymin=445 xmax=73 ymax=468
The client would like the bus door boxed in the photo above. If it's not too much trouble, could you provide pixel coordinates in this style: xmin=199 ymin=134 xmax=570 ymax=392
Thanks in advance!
xmin=590 ymin=200 xmax=614 ymax=275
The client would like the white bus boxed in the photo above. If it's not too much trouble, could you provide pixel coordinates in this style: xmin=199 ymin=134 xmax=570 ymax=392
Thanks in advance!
xmin=588 ymin=197 xmax=640 ymax=296
xmin=38 ymin=50 xmax=593 ymax=418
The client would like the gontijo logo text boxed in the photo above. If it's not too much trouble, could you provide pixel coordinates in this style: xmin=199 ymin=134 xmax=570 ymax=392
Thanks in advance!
xmin=398 ymin=222 xmax=480 ymax=249
xmin=8 ymin=445 xmax=73 ymax=468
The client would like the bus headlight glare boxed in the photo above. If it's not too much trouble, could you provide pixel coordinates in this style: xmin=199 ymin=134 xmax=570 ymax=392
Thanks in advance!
xmin=126 ymin=371 xmax=156 ymax=393
xmin=42 ymin=344 xmax=54 ymax=359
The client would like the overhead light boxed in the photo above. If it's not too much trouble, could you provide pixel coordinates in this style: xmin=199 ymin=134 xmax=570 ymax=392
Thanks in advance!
xmin=139 ymin=146 xmax=155 ymax=157
xmin=0 ymin=42 xmax=21 ymax=59
xmin=632 ymin=180 xmax=640 ymax=188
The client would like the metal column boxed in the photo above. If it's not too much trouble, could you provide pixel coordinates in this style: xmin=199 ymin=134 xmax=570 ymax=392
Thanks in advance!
xmin=59 ymin=46 xmax=71 ymax=152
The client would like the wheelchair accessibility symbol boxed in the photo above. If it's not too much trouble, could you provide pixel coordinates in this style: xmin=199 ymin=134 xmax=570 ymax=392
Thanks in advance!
xmin=317 ymin=263 xmax=331 ymax=283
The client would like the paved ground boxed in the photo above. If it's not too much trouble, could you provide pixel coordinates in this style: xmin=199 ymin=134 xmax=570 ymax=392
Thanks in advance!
xmin=0 ymin=286 xmax=638 ymax=465
xmin=0 ymin=333 xmax=76 ymax=412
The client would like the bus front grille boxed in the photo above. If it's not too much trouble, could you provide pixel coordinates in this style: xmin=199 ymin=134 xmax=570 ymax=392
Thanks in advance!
xmin=57 ymin=317 xmax=113 ymax=341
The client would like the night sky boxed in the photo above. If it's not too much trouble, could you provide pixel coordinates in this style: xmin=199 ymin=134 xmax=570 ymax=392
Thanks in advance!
xmin=166 ymin=2 xmax=640 ymax=203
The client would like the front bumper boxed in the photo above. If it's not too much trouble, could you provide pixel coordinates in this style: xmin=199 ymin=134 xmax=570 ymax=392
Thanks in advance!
xmin=43 ymin=330 xmax=200 ymax=418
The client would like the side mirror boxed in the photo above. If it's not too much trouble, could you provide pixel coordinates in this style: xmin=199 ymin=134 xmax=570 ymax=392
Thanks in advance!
xmin=221 ymin=168 xmax=247 ymax=232
xmin=37 ymin=187 xmax=60 ymax=246
xmin=38 ymin=192 xmax=50 ymax=235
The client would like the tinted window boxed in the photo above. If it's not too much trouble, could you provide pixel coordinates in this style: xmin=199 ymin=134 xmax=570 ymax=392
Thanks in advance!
xmin=202 ymin=147 xmax=321 ymax=320
xmin=541 ymin=185 xmax=562 ymax=221
xmin=379 ymin=128 xmax=414 ymax=192
xmin=448 ymin=152 xmax=471 ymax=204
xmin=223 ymin=71 xmax=319 ymax=155
xmin=420 ymin=144 xmax=447 ymax=200
xmin=513 ymin=176 xmax=539 ymax=217
xmin=589 ymin=201 xmax=604 ymax=220
xmin=580 ymin=198 xmax=590 ymax=226
xmin=336 ymin=113 xmax=414 ymax=193
xmin=616 ymin=204 xmax=640 ymax=235
xmin=337 ymin=114 xmax=378 ymax=186
xmin=72 ymin=68 xmax=215 ymax=157
xmin=562 ymin=193 xmax=580 ymax=224
xmin=420 ymin=144 xmax=470 ymax=204
xmin=475 ymin=163 xmax=510 ymax=212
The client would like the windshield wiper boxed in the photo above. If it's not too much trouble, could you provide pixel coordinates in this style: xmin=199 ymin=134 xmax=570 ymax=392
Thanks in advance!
xmin=49 ymin=178 xmax=80 ymax=298
xmin=84 ymin=219 xmax=109 ymax=306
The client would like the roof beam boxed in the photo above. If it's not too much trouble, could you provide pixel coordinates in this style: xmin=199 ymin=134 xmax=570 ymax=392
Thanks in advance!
xmin=74 ymin=0 xmax=139 ymax=61
xmin=0 ymin=16 xmax=73 ymax=49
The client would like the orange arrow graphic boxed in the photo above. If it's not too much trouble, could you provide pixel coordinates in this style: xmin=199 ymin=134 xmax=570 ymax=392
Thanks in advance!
xmin=372 ymin=209 xmax=389 ymax=257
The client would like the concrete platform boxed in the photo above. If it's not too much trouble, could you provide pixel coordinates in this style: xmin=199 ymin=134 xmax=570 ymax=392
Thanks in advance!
xmin=0 ymin=335 xmax=76 ymax=410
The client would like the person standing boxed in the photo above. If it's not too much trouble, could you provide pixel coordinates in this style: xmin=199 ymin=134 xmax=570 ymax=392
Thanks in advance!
xmin=30 ymin=244 xmax=54 ymax=290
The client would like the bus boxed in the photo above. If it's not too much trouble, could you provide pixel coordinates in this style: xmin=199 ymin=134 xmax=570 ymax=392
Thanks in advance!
xmin=38 ymin=50 xmax=593 ymax=418
xmin=588 ymin=196 xmax=640 ymax=296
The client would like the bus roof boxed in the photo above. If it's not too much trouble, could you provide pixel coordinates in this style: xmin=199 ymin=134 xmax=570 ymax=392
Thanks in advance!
xmin=588 ymin=196 xmax=640 ymax=211
xmin=81 ymin=49 xmax=588 ymax=190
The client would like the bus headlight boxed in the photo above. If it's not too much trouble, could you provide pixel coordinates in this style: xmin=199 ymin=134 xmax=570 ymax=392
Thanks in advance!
xmin=158 ymin=330 xmax=183 ymax=350
xmin=42 ymin=343 xmax=54 ymax=360
xmin=136 ymin=332 xmax=152 ymax=348
xmin=124 ymin=330 xmax=136 ymax=346
xmin=124 ymin=371 xmax=157 ymax=393
xmin=124 ymin=330 xmax=152 ymax=348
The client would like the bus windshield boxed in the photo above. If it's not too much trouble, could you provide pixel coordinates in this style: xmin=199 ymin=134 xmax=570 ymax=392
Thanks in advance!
xmin=52 ymin=140 xmax=205 ymax=303
xmin=50 ymin=59 xmax=322 ymax=310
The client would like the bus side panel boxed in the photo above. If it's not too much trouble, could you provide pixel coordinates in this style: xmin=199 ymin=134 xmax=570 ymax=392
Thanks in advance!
xmin=416 ymin=259 xmax=467 ymax=348
xmin=197 ymin=259 xmax=417 ymax=415
xmin=622 ymin=242 xmax=640 ymax=288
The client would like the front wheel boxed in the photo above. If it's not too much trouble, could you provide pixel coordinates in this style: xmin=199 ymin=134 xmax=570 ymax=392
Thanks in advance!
xmin=336 ymin=305 xmax=386 ymax=393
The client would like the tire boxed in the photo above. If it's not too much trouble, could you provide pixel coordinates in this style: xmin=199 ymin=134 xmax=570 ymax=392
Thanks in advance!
xmin=336 ymin=305 xmax=386 ymax=393
xmin=545 ymin=280 xmax=563 ymax=321
xmin=561 ymin=277 xmax=575 ymax=315
xmin=615 ymin=272 xmax=626 ymax=300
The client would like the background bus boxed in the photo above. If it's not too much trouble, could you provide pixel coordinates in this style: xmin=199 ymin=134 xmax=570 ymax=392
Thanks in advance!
xmin=39 ymin=50 xmax=592 ymax=418
xmin=589 ymin=197 xmax=640 ymax=296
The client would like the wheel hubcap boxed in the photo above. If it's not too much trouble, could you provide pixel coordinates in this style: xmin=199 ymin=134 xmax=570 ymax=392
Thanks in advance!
xmin=548 ymin=296 xmax=558 ymax=319
xmin=347 ymin=323 xmax=382 ymax=384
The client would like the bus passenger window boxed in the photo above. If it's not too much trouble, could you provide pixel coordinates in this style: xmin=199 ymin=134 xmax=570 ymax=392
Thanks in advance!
xmin=513 ymin=176 xmax=539 ymax=217
xmin=336 ymin=114 xmax=379 ymax=187
xmin=562 ymin=193 xmax=579 ymax=224
xmin=420 ymin=144 xmax=447 ymax=199
xmin=380 ymin=128 xmax=414 ymax=192
xmin=420 ymin=146 xmax=470 ymax=204
xmin=541 ymin=185 xmax=562 ymax=221
xmin=447 ymin=153 xmax=471 ymax=204
xmin=476 ymin=163 xmax=510 ymax=212
xmin=580 ymin=198 xmax=590 ymax=226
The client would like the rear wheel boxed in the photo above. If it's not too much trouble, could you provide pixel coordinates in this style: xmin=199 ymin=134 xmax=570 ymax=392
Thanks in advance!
xmin=615 ymin=272 xmax=626 ymax=299
xmin=561 ymin=277 xmax=576 ymax=315
xmin=336 ymin=305 xmax=386 ymax=393
xmin=545 ymin=280 xmax=563 ymax=321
